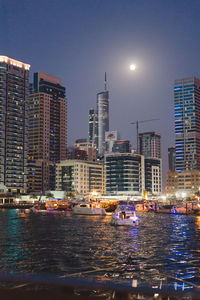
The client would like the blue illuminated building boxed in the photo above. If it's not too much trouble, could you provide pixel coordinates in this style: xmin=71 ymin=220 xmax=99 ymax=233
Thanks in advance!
xmin=174 ymin=77 xmax=200 ymax=172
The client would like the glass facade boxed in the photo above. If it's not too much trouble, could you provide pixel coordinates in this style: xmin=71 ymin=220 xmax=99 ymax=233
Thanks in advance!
xmin=105 ymin=154 xmax=144 ymax=194
xmin=97 ymin=91 xmax=109 ymax=155
xmin=88 ymin=108 xmax=98 ymax=146
xmin=174 ymin=77 xmax=200 ymax=172
xmin=105 ymin=154 xmax=162 ymax=195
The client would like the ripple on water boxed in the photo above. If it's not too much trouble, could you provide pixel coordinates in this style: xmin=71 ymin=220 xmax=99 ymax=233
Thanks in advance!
xmin=0 ymin=210 xmax=199 ymax=288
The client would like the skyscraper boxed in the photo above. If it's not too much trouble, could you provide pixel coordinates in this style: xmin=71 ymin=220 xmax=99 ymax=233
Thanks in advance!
xmin=96 ymin=73 xmax=109 ymax=155
xmin=174 ymin=77 xmax=200 ymax=171
xmin=0 ymin=56 xmax=30 ymax=193
xmin=139 ymin=132 xmax=161 ymax=158
xmin=88 ymin=108 xmax=97 ymax=146
xmin=28 ymin=72 xmax=67 ymax=193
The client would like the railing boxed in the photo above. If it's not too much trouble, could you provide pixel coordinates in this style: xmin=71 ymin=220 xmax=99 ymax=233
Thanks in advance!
xmin=0 ymin=272 xmax=198 ymax=300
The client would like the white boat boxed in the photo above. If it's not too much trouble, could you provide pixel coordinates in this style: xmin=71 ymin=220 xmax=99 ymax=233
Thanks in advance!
xmin=111 ymin=204 xmax=139 ymax=226
xmin=73 ymin=202 xmax=106 ymax=215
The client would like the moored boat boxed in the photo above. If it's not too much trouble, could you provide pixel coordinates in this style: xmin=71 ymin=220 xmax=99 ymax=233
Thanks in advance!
xmin=111 ymin=204 xmax=139 ymax=226
xmin=73 ymin=202 xmax=106 ymax=215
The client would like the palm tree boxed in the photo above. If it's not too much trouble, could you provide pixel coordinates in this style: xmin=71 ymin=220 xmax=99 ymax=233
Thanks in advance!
xmin=46 ymin=192 xmax=54 ymax=199
xmin=30 ymin=194 xmax=38 ymax=200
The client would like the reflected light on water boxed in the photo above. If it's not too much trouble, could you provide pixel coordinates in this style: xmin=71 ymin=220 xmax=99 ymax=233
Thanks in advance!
xmin=0 ymin=210 xmax=198 ymax=289
xmin=196 ymin=216 xmax=200 ymax=229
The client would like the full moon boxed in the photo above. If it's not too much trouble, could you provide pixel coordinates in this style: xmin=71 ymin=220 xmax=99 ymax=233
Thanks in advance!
xmin=129 ymin=64 xmax=136 ymax=71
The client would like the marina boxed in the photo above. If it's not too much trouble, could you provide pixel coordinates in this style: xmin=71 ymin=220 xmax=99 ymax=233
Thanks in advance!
xmin=0 ymin=209 xmax=199 ymax=292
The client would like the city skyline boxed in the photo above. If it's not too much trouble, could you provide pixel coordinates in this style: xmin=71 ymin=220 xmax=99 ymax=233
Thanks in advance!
xmin=2 ymin=0 xmax=200 ymax=185
xmin=0 ymin=2 xmax=200 ymax=295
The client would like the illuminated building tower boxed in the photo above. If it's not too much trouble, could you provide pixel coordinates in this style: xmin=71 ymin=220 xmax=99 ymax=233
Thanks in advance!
xmin=174 ymin=77 xmax=200 ymax=171
xmin=0 ymin=56 xmax=30 ymax=193
xmin=139 ymin=132 xmax=161 ymax=158
xmin=28 ymin=72 xmax=67 ymax=193
xmin=96 ymin=73 xmax=109 ymax=156
xmin=89 ymin=108 xmax=97 ymax=145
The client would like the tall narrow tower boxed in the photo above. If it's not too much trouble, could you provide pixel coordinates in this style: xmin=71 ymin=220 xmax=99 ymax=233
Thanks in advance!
xmin=0 ymin=56 xmax=30 ymax=193
xmin=174 ymin=77 xmax=200 ymax=172
xmin=96 ymin=73 xmax=109 ymax=155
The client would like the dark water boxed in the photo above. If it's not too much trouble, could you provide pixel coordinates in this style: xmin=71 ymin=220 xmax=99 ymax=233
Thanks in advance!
xmin=0 ymin=209 xmax=199 ymax=289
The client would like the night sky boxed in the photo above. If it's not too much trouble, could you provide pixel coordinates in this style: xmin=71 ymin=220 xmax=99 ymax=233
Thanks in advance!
xmin=1 ymin=0 xmax=200 ymax=187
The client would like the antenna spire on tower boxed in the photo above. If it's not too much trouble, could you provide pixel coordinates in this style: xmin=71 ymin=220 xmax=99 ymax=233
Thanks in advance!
xmin=104 ymin=72 xmax=107 ymax=91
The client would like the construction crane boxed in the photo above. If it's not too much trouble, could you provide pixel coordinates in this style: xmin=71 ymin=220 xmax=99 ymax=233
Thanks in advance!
xmin=130 ymin=119 xmax=160 ymax=153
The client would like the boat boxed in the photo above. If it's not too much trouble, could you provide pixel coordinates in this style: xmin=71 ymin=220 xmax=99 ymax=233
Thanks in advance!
xmin=111 ymin=204 xmax=139 ymax=226
xmin=17 ymin=209 xmax=27 ymax=218
xmin=45 ymin=199 xmax=71 ymax=211
xmin=99 ymin=200 xmax=118 ymax=212
xmin=73 ymin=202 xmax=106 ymax=215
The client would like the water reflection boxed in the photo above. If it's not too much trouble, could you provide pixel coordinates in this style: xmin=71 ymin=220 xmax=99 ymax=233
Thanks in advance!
xmin=0 ymin=210 xmax=198 ymax=289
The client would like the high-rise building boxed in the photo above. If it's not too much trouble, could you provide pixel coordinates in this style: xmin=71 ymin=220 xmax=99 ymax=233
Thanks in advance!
xmin=139 ymin=132 xmax=161 ymax=158
xmin=56 ymin=159 xmax=105 ymax=195
xmin=168 ymin=147 xmax=176 ymax=171
xmin=88 ymin=108 xmax=98 ymax=146
xmin=0 ymin=56 xmax=30 ymax=193
xmin=96 ymin=73 xmax=109 ymax=155
xmin=28 ymin=72 xmax=67 ymax=193
xmin=105 ymin=153 xmax=145 ymax=195
xmin=174 ymin=77 xmax=200 ymax=172
xmin=105 ymin=153 xmax=162 ymax=195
